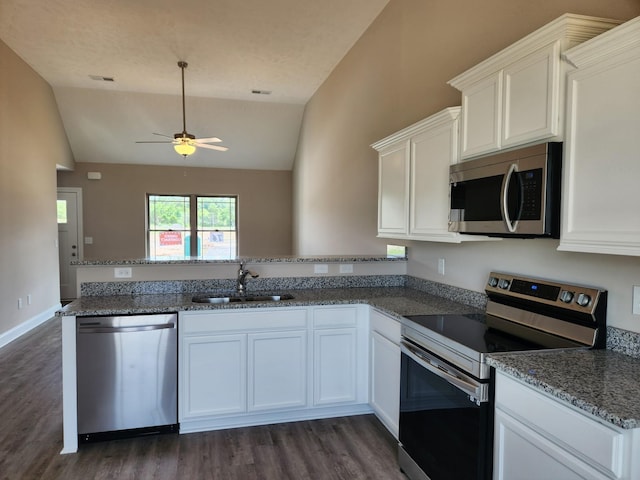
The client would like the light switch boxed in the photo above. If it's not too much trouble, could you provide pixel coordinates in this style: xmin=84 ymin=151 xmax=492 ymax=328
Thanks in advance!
xmin=633 ymin=286 xmax=640 ymax=315
xmin=84 ymin=236 xmax=93 ymax=245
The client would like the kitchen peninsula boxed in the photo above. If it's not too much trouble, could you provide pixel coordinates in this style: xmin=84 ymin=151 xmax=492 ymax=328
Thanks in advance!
xmin=59 ymin=255 xmax=486 ymax=454
xmin=59 ymin=256 xmax=640 ymax=480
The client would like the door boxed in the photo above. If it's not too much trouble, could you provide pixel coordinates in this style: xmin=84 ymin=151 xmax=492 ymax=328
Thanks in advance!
xmin=313 ymin=328 xmax=357 ymax=406
xmin=370 ymin=330 xmax=400 ymax=437
xmin=57 ymin=188 xmax=82 ymax=300
xmin=180 ymin=333 xmax=247 ymax=419
xmin=248 ymin=330 xmax=307 ymax=412
xmin=399 ymin=348 xmax=492 ymax=480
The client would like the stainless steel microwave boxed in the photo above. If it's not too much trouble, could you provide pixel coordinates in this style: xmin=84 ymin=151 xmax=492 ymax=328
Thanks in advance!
xmin=448 ymin=142 xmax=562 ymax=238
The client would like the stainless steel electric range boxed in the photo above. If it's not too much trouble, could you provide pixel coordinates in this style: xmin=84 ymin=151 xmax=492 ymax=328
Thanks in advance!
xmin=398 ymin=272 xmax=607 ymax=480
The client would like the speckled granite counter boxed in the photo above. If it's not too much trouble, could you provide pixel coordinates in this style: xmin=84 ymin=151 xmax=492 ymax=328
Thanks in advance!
xmin=58 ymin=286 xmax=482 ymax=319
xmin=71 ymin=255 xmax=407 ymax=266
xmin=487 ymin=349 xmax=640 ymax=429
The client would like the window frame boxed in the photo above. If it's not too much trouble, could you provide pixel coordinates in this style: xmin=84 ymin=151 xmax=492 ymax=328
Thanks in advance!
xmin=146 ymin=193 xmax=238 ymax=259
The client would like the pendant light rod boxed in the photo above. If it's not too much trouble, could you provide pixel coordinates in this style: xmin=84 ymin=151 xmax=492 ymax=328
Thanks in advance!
xmin=178 ymin=61 xmax=188 ymax=135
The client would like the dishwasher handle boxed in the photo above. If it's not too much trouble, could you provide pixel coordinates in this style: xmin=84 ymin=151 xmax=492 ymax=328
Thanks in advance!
xmin=78 ymin=323 xmax=175 ymax=334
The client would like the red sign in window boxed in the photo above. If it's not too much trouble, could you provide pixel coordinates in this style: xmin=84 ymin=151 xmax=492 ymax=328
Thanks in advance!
xmin=159 ymin=231 xmax=183 ymax=246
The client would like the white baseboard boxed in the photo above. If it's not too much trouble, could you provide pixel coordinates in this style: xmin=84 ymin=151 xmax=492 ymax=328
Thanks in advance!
xmin=179 ymin=403 xmax=374 ymax=434
xmin=0 ymin=303 xmax=61 ymax=349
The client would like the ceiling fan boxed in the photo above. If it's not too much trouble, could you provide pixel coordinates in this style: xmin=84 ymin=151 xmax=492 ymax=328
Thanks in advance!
xmin=136 ymin=61 xmax=228 ymax=157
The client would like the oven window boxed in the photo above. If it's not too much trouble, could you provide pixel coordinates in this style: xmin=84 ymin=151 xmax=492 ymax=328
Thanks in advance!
xmin=399 ymin=353 xmax=492 ymax=480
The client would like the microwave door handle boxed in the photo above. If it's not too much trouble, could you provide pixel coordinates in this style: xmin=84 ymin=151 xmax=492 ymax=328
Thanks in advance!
xmin=501 ymin=163 xmax=518 ymax=233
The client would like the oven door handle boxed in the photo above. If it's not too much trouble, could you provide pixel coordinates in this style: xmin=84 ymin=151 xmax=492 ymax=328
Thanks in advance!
xmin=401 ymin=341 xmax=488 ymax=402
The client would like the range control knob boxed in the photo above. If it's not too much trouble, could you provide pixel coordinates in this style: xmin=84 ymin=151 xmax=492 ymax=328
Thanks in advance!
xmin=488 ymin=277 xmax=499 ymax=288
xmin=497 ymin=278 xmax=511 ymax=290
xmin=576 ymin=293 xmax=591 ymax=307
xmin=559 ymin=290 xmax=574 ymax=303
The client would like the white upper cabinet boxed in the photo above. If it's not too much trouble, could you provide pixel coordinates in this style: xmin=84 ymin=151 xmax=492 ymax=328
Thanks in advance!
xmin=449 ymin=14 xmax=621 ymax=160
xmin=373 ymin=108 xmax=494 ymax=243
xmin=558 ymin=16 xmax=640 ymax=256
xmin=376 ymin=141 xmax=410 ymax=236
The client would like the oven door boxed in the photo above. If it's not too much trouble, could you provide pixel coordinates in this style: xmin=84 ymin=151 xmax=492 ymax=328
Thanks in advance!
xmin=399 ymin=340 xmax=493 ymax=480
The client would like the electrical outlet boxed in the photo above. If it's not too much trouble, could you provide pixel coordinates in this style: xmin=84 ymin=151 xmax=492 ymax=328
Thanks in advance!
xmin=633 ymin=286 xmax=640 ymax=315
xmin=340 ymin=264 xmax=354 ymax=274
xmin=114 ymin=267 xmax=132 ymax=278
xmin=314 ymin=264 xmax=329 ymax=274
xmin=438 ymin=258 xmax=446 ymax=276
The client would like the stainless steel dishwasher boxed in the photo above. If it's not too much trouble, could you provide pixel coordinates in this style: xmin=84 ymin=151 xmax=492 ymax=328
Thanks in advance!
xmin=76 ymin=313 xmax=178 ymax=442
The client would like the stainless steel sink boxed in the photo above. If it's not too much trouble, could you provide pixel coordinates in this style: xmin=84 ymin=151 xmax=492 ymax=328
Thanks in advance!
xmin=192 ymin=293 xmax=294 ymax=304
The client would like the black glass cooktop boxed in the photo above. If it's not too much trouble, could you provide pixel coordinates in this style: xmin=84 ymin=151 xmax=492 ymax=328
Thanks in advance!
xmin=403 ymin=313 xmax=558 ymax=354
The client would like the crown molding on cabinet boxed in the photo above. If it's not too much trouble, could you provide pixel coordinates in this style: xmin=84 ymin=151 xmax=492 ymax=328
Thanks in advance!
xmin=448 ymin=13 xmax=623 ymax=90
xmin=563 ymin=15 xmax=640 ymax=68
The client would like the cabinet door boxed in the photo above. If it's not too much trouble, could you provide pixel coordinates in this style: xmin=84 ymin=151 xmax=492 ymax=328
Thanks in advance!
xmin=460 ymin=72 xmax=502 ymax=159
xmin=409 ymin=118 xmax=458 ymax=239
xmin=503 ymin=42 xmax=560 ymax=148
xmin=369 ymin=330 xmax=400 ymax=438
xmin=378 ymin=142 xmax=410 ymax=235
xmin=248 ymin=331 xmax=307 ymax=412
xmin=494 ymin=409 xmax=610 ymax=480
xmin=180 ymin=334 xmax=247 ymax=420
xmin=313 ymin=328 xmax=357 ymax=406
xmin=559 ymin=47 xmax=640 ymax=256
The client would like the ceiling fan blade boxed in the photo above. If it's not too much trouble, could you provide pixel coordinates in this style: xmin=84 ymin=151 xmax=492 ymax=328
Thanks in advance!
xmin=152 ymin=132 xmax=174 ymax=139
xmin=136 ymin=140 xmax=173 ymax=144
xmin=196 ymin=143 xmax=229 ymax=152
xmin=194 ymin=137 xmax=222 ymax=143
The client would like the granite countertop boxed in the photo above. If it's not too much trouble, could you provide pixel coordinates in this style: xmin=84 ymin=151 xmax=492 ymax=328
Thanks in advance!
xmin=58 ymin=282 xmax=640 ymax=431
xmin=488 ymin=349 xmax=640 ymax=429
xmin=58 ymin=286 xmax=481 ymax=320
xmin=71 ymin=255 xmax=407 ymax=266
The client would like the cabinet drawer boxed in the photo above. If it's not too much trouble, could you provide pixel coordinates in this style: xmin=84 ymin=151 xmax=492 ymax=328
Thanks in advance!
xmin=369 ymin=309 xmax=400 ymax=344
xmin=313 ymin=306 xmax=358 ymax=328
xmin=495 ymin=373 xmax=625 ymax=477
xmin=181 ymin=309 xmax=308 ymax=334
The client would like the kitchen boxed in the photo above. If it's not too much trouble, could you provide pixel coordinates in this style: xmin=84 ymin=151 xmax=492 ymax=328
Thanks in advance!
xmin=2 ymin=0 xmax=640 ymax=479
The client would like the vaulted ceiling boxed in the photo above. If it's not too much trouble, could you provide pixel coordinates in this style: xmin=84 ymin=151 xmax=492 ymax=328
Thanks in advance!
xmin=0 ymin=0 xmax=389 ymax=170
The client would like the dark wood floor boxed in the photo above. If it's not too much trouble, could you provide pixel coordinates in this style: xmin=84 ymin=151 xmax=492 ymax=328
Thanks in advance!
xmin=0 ymin=318 xmax=406 ymax=480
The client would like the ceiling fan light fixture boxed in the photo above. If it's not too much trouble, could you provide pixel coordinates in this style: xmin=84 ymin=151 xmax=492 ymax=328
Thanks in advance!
xmin=174 ymin=142 xmax=196 ymax=157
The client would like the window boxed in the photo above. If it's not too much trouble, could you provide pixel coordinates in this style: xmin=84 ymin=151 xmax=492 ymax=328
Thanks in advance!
xmin=147 ymin=194 xmax=237 ymax=259
xmin=57 ymin=199 xmax=68 ymax=224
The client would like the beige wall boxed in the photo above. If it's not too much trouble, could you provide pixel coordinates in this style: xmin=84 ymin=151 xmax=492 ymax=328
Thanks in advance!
xmin=0 ymin=40 xmax=74 ymax=337
xmin=57 ymin=162 xmax=293 ymax=259
xmin=292 ymin=0 xmax=640 ymax=331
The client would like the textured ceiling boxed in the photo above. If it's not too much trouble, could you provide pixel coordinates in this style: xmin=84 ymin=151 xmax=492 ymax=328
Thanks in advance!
xmin=0 ymin=0 xmax=389 ymax=169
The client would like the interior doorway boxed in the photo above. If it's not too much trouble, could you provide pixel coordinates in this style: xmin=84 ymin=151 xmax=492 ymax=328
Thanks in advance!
xmin=57 ymin=188 xmax=83 ymax=301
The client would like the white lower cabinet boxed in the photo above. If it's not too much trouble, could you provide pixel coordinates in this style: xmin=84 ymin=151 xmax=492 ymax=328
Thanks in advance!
xmin=179 ymin=305 xmax=370 ymax=433
xmin=369 ymin=308 xmax=401 ymax=438
xmin=312 ymin=305 xmax=368 ymax=407
xmin=494 ymin=372 xmax=640 ymax=480
xmin=248 ymin=330 xmax=307 ymax=411
xmin=181 ymin=333 xmax=247 ymax=417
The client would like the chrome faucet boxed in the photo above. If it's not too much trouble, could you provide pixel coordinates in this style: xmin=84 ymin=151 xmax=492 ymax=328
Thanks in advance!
xmin=236 ymin=261 xmax=259 ymax=295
